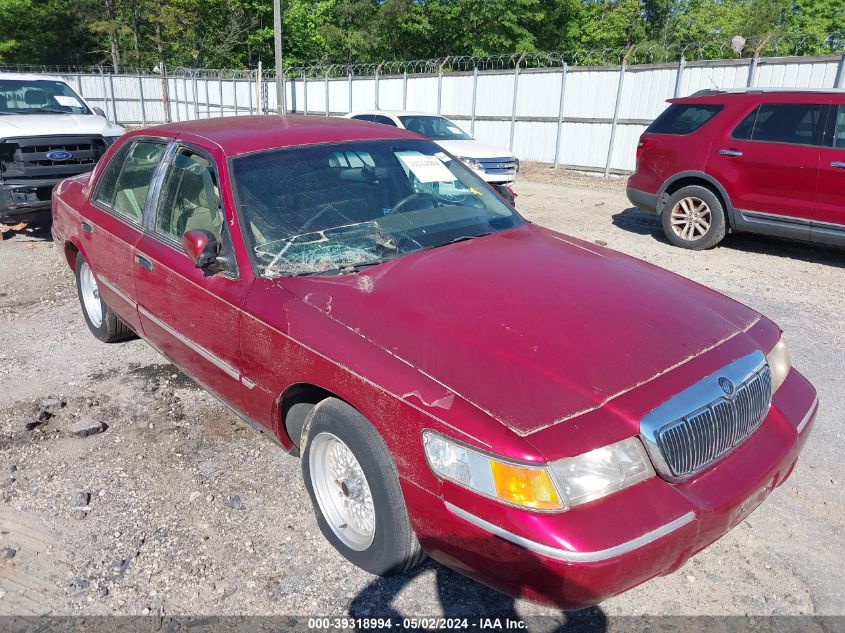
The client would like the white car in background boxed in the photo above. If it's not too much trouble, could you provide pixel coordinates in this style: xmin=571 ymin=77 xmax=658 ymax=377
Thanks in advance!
xmin=0 ymin=73 xmax=125 ymax=225
xmin=345 ymin=110 xmax=519 ymax=186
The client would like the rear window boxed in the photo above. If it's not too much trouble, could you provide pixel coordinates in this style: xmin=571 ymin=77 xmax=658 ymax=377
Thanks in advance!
xmin=646 ymin=104 xmax=723 ymax=135
xmin=732 ymin=103 xmax=826 ymax=146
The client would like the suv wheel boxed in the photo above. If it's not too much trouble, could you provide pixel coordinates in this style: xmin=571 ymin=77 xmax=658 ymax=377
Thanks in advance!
xmin=301 ymin=398 xmax=424 ymax=576
xmin=661 ymin=185 xmax=726 ymax=250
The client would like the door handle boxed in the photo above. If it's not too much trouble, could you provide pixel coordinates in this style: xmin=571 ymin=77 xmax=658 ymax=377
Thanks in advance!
xmin=81 ymin=221 xmax=93 ymax=234
xmin=135 ymin=253 xmax=154 ymax=271
xmin=719 ymin=149 xmax=743 ymax=157
xmin=832 ymin=161 xmax=845 ymax=169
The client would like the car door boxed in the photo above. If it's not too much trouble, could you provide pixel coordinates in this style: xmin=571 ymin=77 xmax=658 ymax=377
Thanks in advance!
xmin=133 ymin=142 xmax=253 ymax=413
xmin=84 ymin=138 xmax=168 ymax=332
xmin=706 ymin=101 xmax=826 ymax=237
xmin=813 ymin=102 xmax=845 ymax=246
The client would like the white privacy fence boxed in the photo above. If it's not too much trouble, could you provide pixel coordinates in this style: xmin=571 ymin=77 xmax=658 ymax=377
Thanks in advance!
xmin=53 ymin=54 xmax=845 ymax=175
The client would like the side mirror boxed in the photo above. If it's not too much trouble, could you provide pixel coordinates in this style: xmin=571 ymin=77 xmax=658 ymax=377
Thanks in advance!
xmin=93 ymin=106 xmax=106 ymax=118
xmin=491 ymin=184 xmax=517 ymax=207
xmin=181 ymin=229 xmax=220 ymax=269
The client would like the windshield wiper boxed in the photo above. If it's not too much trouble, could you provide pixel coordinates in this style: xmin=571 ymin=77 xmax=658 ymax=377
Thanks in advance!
xmin=448 ymin=232 xmax=492 ymax=245
xmin=309 ymin=255 xmax=403 ymax=276
xmin=14 ymin=108 xmax=72 ymax=115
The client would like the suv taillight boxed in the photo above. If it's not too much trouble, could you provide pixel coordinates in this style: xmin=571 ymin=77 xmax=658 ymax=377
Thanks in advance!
xmin=636 ymin=137 xmax=652 ymax=162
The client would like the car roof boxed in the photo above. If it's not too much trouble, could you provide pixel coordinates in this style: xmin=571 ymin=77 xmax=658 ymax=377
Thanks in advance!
xmin=137 ymin=114 xmax=422 ymax=157
xmin=0 ymin=72 xmax=66 ymax=82
xmin=673 ymin=88 xmax=845 ymax=103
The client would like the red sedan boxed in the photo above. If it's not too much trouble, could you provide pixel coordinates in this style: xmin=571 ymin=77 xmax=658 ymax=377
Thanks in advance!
xmin=50 ymin=116 xmax=818 ymax=608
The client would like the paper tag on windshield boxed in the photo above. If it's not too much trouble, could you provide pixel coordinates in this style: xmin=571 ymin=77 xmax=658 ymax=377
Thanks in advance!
xmin=54 ymin=95 xmax=81 ymax=107
xmin=446 ymin=125 xmax=463 ymax=134
xmin=399 ymin=154 xmax=456 ymax=183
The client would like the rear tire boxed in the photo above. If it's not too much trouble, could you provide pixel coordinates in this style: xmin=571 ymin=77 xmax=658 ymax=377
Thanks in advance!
xmin=74 ymin=252 xmax=135 ymax=343
xmin=301 ymin=398 xmax=424 ymax=576
xmin=661 ymin=185 xmax=726 ymax=250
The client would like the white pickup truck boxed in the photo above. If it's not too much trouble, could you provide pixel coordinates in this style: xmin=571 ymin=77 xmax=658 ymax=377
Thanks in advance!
xmin=0 ymin=73 xmax=125 ymax=224
xmin=345 ymin=110 xmax=519 ymax=186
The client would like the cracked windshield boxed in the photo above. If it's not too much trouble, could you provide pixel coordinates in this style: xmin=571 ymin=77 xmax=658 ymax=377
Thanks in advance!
xmin=232 ymin=139 xmax=523 ymax=276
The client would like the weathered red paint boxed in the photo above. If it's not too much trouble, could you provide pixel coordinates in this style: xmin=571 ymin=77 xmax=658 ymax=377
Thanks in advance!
xmin=51 ymin=116 xmax=818 ymax=609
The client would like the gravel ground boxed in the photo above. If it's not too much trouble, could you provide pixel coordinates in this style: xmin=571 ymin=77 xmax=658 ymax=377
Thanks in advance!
xmin=0 ymin=170 xmax=843 ymax=620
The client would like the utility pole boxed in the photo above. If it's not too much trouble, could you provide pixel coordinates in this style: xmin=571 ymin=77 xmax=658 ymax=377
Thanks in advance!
xmin=273 ymin=0 xmax=285 ymax=114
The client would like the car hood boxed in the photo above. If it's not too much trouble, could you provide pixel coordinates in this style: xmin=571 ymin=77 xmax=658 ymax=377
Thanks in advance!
xmin=282 ymin=224 xmax=760 ymax=436
xmin=434 ymin=139 xmax=514 ymax=159
xmin=0 ymin=114 xmax=124 ymax=139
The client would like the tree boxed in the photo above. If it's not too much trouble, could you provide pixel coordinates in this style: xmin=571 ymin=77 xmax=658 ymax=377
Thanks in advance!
xmin=0 ymin=0 xmax=841 ymax=69
xmin=0 ymin=0 xmax=100 ymax=66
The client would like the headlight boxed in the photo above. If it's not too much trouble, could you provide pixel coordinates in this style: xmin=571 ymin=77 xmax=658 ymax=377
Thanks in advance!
xmin=423 ymin=432 xmax=654 ymax=511
xmin=766 ymin=337 xmax=791 ymax=392
xmin=423 ymin=431 xmax=563 ymax=511
xmin=457 ymin=156 xmax=482 ymax=171
xmin=548 ymin=438 xmax=655 ymax=507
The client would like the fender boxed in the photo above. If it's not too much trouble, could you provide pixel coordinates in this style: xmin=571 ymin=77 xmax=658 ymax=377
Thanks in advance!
xmin=656 ymin=171 xmax=736 ymax=226
xmin=65 ymin=234 xmax=90 ymax=269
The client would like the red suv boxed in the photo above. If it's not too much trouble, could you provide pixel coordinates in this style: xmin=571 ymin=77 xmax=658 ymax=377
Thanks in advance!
xmin=627 ymin=89 xmax=845 ymax=250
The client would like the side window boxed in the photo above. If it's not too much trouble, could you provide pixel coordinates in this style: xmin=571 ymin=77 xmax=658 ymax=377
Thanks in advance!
xmin=646 ymin=104 xmax=723 ymax=135
xmin=112 ymin=141 xmax=166 ymax=222
xmin=732 ymin=107 xmax=758 ymax=140
xmin=831 ymin=105 xmax=845 ymax=149
xmin=92 ymin=142 xmax=131 ymax=208
xmin=372 ymin=115 xmax=397 ymax=127
xmin=736 ymin=103 xmax=825 ymax=146
xmin=155 ymin=148 xmax=224 ymax=246
xmin=351 ymin=114 xmax=374 ymax=122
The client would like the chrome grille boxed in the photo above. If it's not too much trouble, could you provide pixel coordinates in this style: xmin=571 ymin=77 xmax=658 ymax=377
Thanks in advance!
xmin=0 ymin=135 xmax=107 ymax=180
xmin=640 ymin=351 xmax=772 ymax=481
xmin=476 ymin=157 xmax=517 ymax=175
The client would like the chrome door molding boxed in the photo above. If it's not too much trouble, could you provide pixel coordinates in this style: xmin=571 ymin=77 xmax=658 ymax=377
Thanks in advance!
xmin=137 ymin=304 xmax=240 ymax=382
xmin=96 ymin=273 xmax=136 ymax=308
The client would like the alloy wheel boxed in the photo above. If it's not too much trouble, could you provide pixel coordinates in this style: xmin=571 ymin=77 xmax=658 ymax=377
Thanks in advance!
xmin=670 ymin=196 xmax=712 ymax=241
xmin=309 ymin=432 xmax=376 ymax=551
xmin=79 ymin=261 xmax=103 ymax=328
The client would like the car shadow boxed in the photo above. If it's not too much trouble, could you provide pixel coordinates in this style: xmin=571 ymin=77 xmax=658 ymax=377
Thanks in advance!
xmin=0 ymin=221 xmax=54 ymax=243
xmin=612 ymin=206 xmax=845 ymax=269
xmin=348 ymin=556 xmax=608 ymax=632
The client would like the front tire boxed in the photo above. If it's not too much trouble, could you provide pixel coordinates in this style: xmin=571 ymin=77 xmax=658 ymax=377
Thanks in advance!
xmin=74 ymin=252 xmax=135 ymax=343
xmin=301 ymin=398 xmax=424 ymax=576
xmin=661 ymin=185 xmax=726 ymax=250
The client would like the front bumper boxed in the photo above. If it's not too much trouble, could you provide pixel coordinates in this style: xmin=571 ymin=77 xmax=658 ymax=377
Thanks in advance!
xmin=402 ymin=368 xmax=818 ymax=609
xmin=0 ymin=178 xmax=61 ymax=224
xmin=473 ymin=169 xmax=517 ymax=186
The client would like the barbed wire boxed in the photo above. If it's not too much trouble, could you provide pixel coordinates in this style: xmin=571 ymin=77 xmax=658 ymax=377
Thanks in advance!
xmin=1 ymin=32 xmax=841 ymax=78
